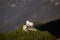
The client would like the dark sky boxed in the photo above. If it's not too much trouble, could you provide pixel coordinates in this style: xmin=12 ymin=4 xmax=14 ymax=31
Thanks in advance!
xmin=0 ymin=0 xmax=60 ymax=33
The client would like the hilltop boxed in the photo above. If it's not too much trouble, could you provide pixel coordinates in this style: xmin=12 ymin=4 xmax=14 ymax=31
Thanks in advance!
xmin=0 ymin=19 xmax=60 ymax=40
xmin=5 ymin=25 xmax=55 ymax=40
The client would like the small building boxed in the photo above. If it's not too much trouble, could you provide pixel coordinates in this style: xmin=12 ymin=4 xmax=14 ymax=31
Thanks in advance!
xmin=22 ymin=20 xmax=37 ymax=32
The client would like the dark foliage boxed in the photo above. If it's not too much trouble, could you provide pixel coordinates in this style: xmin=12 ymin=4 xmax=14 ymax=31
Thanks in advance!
xmin=35 ymin=19 xmax=60 ymax=38
xmin=0 ymin=33 xmax=6 ymax=40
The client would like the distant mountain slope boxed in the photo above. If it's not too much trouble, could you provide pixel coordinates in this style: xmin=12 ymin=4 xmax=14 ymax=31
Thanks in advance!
xmin=0 ymin=0 xmax=60 ymax=33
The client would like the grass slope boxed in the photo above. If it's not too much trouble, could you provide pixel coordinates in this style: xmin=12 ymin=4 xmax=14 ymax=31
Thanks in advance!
xmin=5 ymin=25 xmax=55 ymax=40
